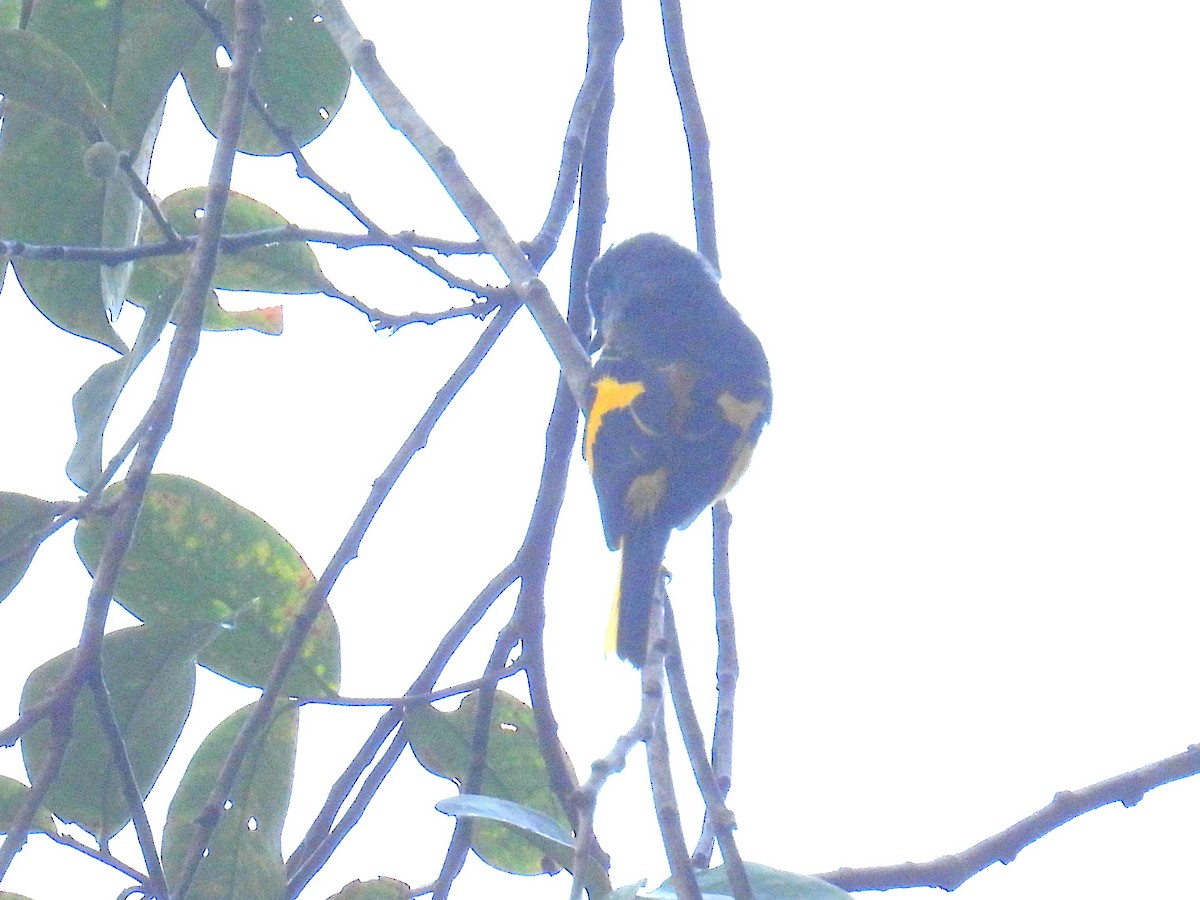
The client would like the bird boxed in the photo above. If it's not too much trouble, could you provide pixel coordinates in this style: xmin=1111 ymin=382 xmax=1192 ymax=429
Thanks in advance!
xmin=582 ymin=233 xmax=772 ymax=666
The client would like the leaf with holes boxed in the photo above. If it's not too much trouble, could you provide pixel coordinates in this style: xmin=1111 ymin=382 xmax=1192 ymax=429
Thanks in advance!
xmin=132 ymin=187 xmax=330 ymax=297
xmin=408 ymin=691 xmax=572 ymax=875
xmin=181 ymin=0 xmax=349 ymax=155
xmin=162 ymin=701 xmax=297 ymax=900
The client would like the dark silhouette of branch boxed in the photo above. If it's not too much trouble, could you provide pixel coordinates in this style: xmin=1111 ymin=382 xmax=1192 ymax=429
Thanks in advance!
xmin=659 ymin=0 xmax=717 ymax=268
xmin=523 ymin=0 xmax=624 ymax=267
xmin=315 ymin=0 xmax=592 ymax=411
xmin=118 ymin=151 xmax=182 ymax=245
xmin=88 ymin=670 xmax=169 ymax=900
xmin=661 ymin=608 xmax=751 ymax=899
xmin=0 ymin=703 xmax=72 ymax=877
xmin=568 ymin=669 xmax=658 ymax=900
xmin=817 ymin=743 xmax=1200 ymax=892
xmin=45 ymin=831 xmax=148 ymax=882
xmin=180 ymin=291 xmax=521 ymax=898
xmin=693 ymin=501 xmax=739 ymax=864
xmin=285 ymin=565 xmax=524 ymax=897
xmin=643 ymin=624 xmax=702 ymax=900
xmin=430 ymin=625 xmax=521 ymax=900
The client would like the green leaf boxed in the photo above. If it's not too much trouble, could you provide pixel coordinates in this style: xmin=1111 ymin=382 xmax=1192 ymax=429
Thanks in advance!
xmin=0 ymin=28 xmax=113 ymax=139
xmin=648 ymin=863 xmax=854 ymax=900
xmin=0 ymin=775 xmax=58 ymax=836
xmin=326 ymin=878 xmax=412 ymax=900
xmin=181 ymin=0 xmax=350 ymax=155
xmin=74 ymin=474 xmax=341 ymax=697
xmin=133 ymin=187 xmax=331 ymax=295
xmin=436 ymin=794 xmax=610 ymax=894
xmin=65 ymin=291 xmax=175 ymax=491
xmin=19 ymin=623 xmax=200 ymax=843
xmin=0 ymin=111 xmax=126 ymax=350
xmin=408 ymin=691 xmax=573 ymax=876
xmin=0 ymin=0 xmax=204 ymax=343
xmin=0 ymin=493 xmax=57 ymax=604
xmin=0 ymin=893 xmax=38 ymax=900
xmin=162 ymin=701 xmax=298 ymax=900
xmin=0 ymin=0 xmax=18 ymax=28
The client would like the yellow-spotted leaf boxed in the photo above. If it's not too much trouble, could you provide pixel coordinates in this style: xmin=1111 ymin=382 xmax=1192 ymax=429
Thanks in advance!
xmin=74 ymin=474 xmax=340 ymax=697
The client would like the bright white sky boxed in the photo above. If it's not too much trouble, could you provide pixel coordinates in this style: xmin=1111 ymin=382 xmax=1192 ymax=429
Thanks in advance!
xmin=2 ymin=3 xmax=1200 ymax=899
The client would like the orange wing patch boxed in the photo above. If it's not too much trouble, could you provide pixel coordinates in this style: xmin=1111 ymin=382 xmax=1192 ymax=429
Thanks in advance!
xmin=585 ymin=376 xmax=646 ymax=471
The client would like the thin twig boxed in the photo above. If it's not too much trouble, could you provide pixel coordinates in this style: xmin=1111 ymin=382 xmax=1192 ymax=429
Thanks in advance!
xmin=515 ymin=30 xmax=616 ymax=824
xmin=817 ymin=742 xmax=1200 ymax=892
xmin=295 ymin=666 xmax=524 ymax=707
xmin=693 ymin=500 xmax=738 ymax=864
xmin=182 ymin=296 xmax=521 ymax=898
xmin=118 ymin=151 xmax=181 ymax=244
xmin=644 ymin=635 xmax=701 ymax=900
xmin=88 ymin=670 xmax=170 ymax=900
xmin=524 ymin=0 xmax=624 ymax=267
xmin=658 ymin=0 xmax=717 ymax=269
xmin=314 ymin=0 xmax=593 ymax=410
xmin=429 ymin=624 xmax=522 ymax=900
xmin=661 ymin=608 xmax=751 ymax=899
xmin=0 ymin=704 xmax=72 ymax=876
xmin=285 ymin=588 xmax=524 ymax=897
xmin=45 ymin=831 xmax=149 ymax=882
xmin=568 ymin=678 xmax=659 ymax=900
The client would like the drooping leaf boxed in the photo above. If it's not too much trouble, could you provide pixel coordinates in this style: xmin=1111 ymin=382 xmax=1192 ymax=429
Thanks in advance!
xmin=181 ymin=0 xmax=350 ymax=155
xmin=125 ymin=277 xmax=285 ymax=336
xmin=436 ymin=794 xmax=609 ymax=894
xmin=19 ymin=623 xmax=201 ymax=843
xmin=74 ymin=474 xmax=341 ymax=697
xmin=0 ymin=775 xmax=58 ymax=836
xmin=0 ymin=493 xmax=57 ymax=604
xmin=162 ymin=701 xmax=298 ymax=900
xmin=65 ymin=293 xmax=175 ymax=491
xmin=408 ymin=691 xmax=572 ymax=876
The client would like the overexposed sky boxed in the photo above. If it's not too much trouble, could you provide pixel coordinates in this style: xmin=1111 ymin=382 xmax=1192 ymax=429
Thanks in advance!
xmin=3 ymin=3 xmax=1200 ymax=899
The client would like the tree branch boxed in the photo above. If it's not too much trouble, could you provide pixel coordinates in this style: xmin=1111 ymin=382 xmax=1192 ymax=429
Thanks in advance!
xmin=313 ymin=0 xmax=593 ymax=410
xmin=818 ymin=743 xmax=1200 ymax=892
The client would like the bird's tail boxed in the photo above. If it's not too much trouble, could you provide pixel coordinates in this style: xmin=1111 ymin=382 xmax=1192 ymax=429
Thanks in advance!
xmin=608 ymin=525 xmax=672 ymax=666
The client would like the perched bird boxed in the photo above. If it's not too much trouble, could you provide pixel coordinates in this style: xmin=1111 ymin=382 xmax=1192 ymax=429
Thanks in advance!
xmin=583 ymin=234 xmax=772 ymax=666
